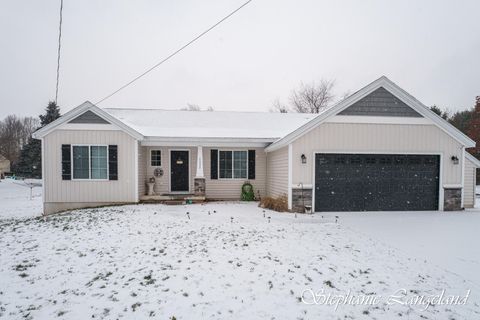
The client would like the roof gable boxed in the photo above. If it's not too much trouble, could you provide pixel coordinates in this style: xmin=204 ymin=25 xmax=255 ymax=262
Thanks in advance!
xmin=69 ymin=110 xmax=110 ymax=124
xmin=32 ymin=101 xmax=143 ymax=140
xmin=339 ymin=87 xmax=422 ymax=118
xmin=265 ymin=76 xmax=475 ymax=152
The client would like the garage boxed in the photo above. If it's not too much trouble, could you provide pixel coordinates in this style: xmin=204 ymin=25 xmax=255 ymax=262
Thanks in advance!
xmin=314 ymin=154 xmax=440 ymax=212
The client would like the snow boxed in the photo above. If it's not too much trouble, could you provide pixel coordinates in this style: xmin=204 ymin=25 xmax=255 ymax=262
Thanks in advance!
xmin=1 ymin=201 xmax=480 ymax=319
xmin=0 ymin=178 xmax=42 ymax=219
xmin=322 ymin=211 xmax=480 ymax=288
xmin=104 ymin=108 xmax=316 ymax=139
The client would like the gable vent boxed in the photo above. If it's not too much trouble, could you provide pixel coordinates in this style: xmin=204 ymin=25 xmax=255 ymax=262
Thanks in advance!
xmin=339 ymin=87 xmax=422 ymax=117
xmin=68 ymin=110 xmax=110 ymax=124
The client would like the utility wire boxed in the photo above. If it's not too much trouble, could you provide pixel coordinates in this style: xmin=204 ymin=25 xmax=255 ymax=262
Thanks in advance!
xmin=55 ymin=0 xmax=64 ymax=104
xmin=95 ymin=0 xmax=253 ymax=105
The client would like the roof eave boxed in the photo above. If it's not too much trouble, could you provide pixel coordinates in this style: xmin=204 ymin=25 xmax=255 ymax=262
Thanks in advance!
xmin=265 ymin=76 xmax=475 ymax=152
xmin=32 ymin=101 xmax=144 ymax=141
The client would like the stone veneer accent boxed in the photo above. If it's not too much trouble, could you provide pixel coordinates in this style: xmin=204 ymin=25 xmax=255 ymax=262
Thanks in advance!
xmin=292 ymin=187 xmax=312 ymax=213
xmin=194 ymin=178 xmax=206 ymax=196
xmin=443 ymin=188 xmax=462 ymax=211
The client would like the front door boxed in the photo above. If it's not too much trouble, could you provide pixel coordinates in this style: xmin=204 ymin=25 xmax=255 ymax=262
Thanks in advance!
xmin=170 ymin=150 xmax=189 ymax=192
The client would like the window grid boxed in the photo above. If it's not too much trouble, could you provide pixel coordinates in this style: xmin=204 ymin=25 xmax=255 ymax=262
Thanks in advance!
xmin=219 ymin=150 xmax=248 ymax=179
xmin=72 ymin=145 xmax=108 ymax=180
xmin=151 ymin=150 xmax=162 ymax=166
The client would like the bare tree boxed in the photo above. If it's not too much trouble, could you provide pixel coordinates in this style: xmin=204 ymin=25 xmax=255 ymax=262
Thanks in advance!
xmin=0 ymin=115 xmax=40 ymax=164
xmin=271 ymin=98 xmax=289 ymax=113
xmin=290 ymin=79 xmax=335 ymax=113
xmin=181 ymin=104 xmax=214 ymax=111
xmin=20 ymin=117 xmax=40 ymax=147
xmin=0 ymin=115 xmax=23 ymax=163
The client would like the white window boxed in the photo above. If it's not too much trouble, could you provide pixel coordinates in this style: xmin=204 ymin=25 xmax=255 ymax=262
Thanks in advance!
xmin=219 ymin=150 xmax=247 ymax=179
xmin=151 ymin=150 xmax=161 ymax=166
xmin=72 ymin=145 xmax=108 ymax=180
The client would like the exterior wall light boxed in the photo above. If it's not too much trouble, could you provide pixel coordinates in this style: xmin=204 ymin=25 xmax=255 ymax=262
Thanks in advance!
xmin=451 ymin=155 xmax=459 ymax=165
xmin=301 ymin=154 xmax=307 ymax=164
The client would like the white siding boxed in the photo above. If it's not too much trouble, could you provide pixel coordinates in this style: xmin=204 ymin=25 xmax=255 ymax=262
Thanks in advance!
xmin=43 ymin=130 xmax=137 ymax=211
xmin=138 ymin=145 xmax=147 ymax=197
xmin=266 ymin=146 xmax=288 ymax=197
xmin=464 ymin=157 xmax=476 ymax=208
xmin=140 ymin=146 xmax=197 ymax=195
xmin=138 ymin=146 xmax=266 ymax=199
xmin=204 ymin=147 xmax=266 ymax=200
xmin=291 ymin=123 xmax=464 ymax=187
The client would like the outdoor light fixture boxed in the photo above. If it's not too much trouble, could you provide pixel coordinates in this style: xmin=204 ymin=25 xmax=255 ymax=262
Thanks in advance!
xmin=301 ymin=154 xmax=307 ymax=164
xmin=451 ymin=155 xmax=459 ymax=165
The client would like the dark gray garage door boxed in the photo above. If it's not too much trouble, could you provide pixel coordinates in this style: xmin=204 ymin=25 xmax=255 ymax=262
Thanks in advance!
xmin=314 ymin=154 xmax=440 ymax=211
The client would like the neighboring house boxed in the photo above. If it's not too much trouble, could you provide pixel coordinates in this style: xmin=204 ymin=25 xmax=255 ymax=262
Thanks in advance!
xmin=33 ymin=76 xmax=480 ymax=214
xmin=0 ymin=155 xmax=11 ymax=177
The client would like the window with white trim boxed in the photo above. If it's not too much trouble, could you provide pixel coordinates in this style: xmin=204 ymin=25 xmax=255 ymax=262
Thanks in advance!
xmin=219 ymin=150 xmax=247 ymax=179
xmin=151 ymin=150 xmax=161 ymax=166
xmin=72 ymin=145 xmax=108 ymax=180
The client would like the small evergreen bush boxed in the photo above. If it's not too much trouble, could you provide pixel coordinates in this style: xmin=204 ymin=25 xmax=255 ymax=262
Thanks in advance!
xmin=241 ymin=181 xmax=255 ymax=201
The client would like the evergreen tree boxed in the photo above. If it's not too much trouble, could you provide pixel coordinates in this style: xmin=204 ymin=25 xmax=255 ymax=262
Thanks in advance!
xmin=14 ymin=101 xmax=61 ymax=178
xmin=430 ymin=105 xmax=448 ymax=120
xmin=40 ymin=101 xmax=61 ymax=126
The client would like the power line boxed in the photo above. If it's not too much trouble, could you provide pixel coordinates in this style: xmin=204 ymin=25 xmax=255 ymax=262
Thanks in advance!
xmin=95 ymin=0 xmax=253 ymax=105
xmin=55 ymin=0 xmax=64 ymax=104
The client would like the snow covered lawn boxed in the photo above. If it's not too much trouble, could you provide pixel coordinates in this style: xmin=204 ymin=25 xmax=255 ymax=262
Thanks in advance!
xmin=0 ymin=178 xmax=42 ymax=219
xmin=1 ymin=203 xmax=479 ymax=319
xmin=323 ymin=210 xmax=480 ymax=288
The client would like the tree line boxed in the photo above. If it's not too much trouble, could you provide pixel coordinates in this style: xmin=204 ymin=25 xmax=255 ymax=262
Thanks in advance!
xmin=0 ymin=102 xmax=60 ymax=178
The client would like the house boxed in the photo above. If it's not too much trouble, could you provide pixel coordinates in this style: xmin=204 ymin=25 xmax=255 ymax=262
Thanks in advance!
xmin=0 ymin=155 xmax=11 ymax=177
xmin=32 ymin=76 xmax=480 ymax=214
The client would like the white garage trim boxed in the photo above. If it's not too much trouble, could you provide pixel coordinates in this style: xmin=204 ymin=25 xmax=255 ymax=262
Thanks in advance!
xmin=288 ymin=144 xmax=293 ymax=210
xmin=461 ymin=147 xmax=465 ymax=208
xmin=311 ymin=150 xmax=444 ymax=212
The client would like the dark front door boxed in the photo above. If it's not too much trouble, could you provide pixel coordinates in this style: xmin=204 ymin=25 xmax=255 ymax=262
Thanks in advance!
xmin=314 ymin=154 xmax=440 ymax=212
xmin=170 ymin=150 xmax=189 ymax=192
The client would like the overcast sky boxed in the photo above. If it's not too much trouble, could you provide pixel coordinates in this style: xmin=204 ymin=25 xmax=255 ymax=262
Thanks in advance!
xmin=1 ymin=0 xmax=479 ymax=119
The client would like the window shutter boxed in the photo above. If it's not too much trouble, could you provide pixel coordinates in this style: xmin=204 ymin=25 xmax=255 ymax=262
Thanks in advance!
xmin=248 ymin=150 xmax=256 ymax=180
xmin=210 ymin=149 xmax=218 ymax=180
xmin=108 ymin=145 xmax=118 ymax=180
xmin=61 ymin=144 xmax=71 ymax=180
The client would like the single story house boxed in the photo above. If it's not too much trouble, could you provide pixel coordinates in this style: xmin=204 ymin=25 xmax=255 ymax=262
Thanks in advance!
xmin=33 ymin=76 xmax=480 ymax=214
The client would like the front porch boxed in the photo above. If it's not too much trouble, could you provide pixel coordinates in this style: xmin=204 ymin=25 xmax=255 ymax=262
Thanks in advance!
xmin=139 ymin=145 xmax=206 ymax=203
xmin=138 ymin=143 xmax=266 ymax=202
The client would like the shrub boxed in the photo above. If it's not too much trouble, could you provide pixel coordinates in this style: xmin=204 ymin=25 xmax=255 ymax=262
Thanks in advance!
xmin=241 ymin=182 xmax=255 ymax=201
xmin=259 ymin=195 xmax=288 ymax=212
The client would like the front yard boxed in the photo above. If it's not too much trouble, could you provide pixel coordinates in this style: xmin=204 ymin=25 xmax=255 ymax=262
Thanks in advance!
xmin=1 ymin=199 xmax=479 ymax=319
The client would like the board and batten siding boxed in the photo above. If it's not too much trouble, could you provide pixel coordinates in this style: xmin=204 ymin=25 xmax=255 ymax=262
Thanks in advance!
xmin=464 ymin=157 xmax=476 ymax=208
xmin=43 ymin=130 xmax=137 ymax=213
xmin=266 ymin=146 xmax=289 ymax=198
xmin=291 ymin=123 xmax=464 ymax=187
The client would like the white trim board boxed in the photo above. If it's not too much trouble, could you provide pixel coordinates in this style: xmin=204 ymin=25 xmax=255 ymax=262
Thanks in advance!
xmin=32 ymin=101 xmax=143 ymax=140
xmin=325 ymin=115 xmax=432 ymax=125
xmin=465 ymin=152 xmax=480 ymax=168
xmin=265 ymin=76 xmax=475 ymax=152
